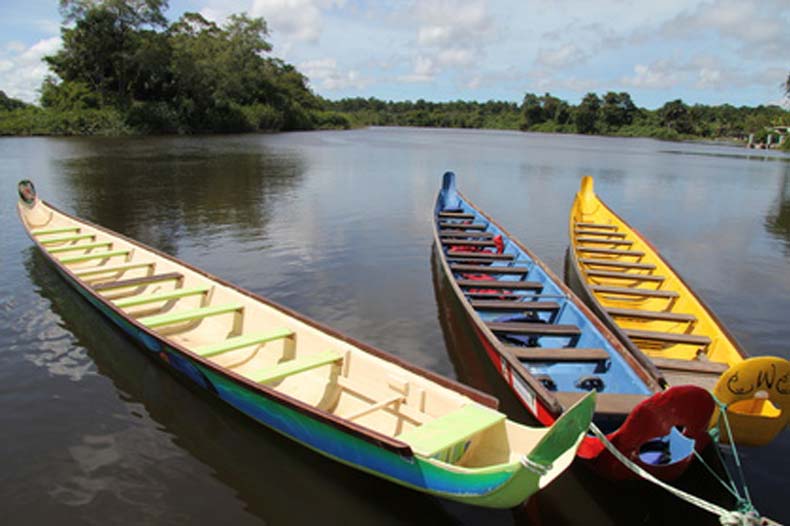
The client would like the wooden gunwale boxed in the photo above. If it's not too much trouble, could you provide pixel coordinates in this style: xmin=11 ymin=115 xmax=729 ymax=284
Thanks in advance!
xmin=573 ymin=196 xmax=748 ymax=363
xmin=24 ymin=200 xmax=501 ymax=458
xmin=432 ymin=191 xmax=664 ymax=420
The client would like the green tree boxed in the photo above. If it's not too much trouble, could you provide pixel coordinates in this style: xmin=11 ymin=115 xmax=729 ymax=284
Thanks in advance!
xmin=601 ymin=91 xmax=636 ymax=130
xmin=0 ymin=90 xmax=28 ymax=111
xmin=659 ymin=99 xmax=693 ymax=134
xmin=521 ymin=93 xmax=545 ymax=129
xmin=574 ymin=93 xmax=600 ymax=134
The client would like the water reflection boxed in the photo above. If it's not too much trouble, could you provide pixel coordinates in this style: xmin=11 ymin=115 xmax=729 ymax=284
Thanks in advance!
xmin=52 ymin=137 xmax=307 ymax=254
xmin=429 ymin=247 xmax=732 ymax=526
xmin=765 ymin=167 xmax=790 ymax=255
xmin=25 ymin=250 xmax=476 ymax=526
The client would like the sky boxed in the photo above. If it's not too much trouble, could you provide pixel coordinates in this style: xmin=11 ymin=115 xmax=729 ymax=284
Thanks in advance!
xmin=0 ymin=0 xmax=788 ymax=109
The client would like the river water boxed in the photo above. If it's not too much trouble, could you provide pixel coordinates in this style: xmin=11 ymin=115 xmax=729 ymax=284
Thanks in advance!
xmin=1 ymin=128 xmax=788 ymax=525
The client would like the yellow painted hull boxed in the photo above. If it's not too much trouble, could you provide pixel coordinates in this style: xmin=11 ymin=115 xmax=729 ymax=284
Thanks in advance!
xmin=568 ymin=176 xmax=790 ymax=446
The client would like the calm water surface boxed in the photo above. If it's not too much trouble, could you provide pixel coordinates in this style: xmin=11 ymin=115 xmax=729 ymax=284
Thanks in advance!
xmin=1 ymin=128 xmax=788 ymax=525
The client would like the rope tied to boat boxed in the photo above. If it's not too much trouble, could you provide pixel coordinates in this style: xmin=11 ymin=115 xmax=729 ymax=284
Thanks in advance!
xmin=519 ymin=456 xmax=552 ymax=476
xmin=587 ymin=422 xmax=780 ymax=526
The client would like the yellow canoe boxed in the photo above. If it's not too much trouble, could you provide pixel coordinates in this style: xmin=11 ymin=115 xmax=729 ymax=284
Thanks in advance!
xmin=567 ymin=176 xmax=790 ymax=446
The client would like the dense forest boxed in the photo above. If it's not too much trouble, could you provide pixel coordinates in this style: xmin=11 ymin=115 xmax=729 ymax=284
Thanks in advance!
xmin=0 ymin=0 xmax=788 ymax=150
xmin=0 ymin=0 xmax=350 ymax=135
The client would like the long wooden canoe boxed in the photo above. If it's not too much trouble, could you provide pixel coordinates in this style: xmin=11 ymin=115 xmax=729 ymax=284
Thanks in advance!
xmin=433 ymin=172 xmax=715 ymax=481
xmin=567 ymin=175 xmax=790 ymax=446
xmin=16 ymin=180 xmax=596 ymax=509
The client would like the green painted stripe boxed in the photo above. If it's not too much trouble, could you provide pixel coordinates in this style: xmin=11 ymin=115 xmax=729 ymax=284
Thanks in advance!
xmin=112 ymin=286 xmax=210 ymax=308
xmin=59 ymin=249 xmax=130 ymax=264
xmin=40 ymin=234 xmax=95 ymax=245
xmin=195 ymin=328 xmax=294 ymax=358
xmin=398 ymin=404 xmax=505 ymax=457
xmin=32 ymin=226 xmax=80 ymax=236
xmin=250 ymin=351 xmax=342 ymax=384
xmin=139 ymin=303 xmax=243 ymax=328
xmin=47 ymin=241 xmax=113 ymax=254
xmin=74 ymin=262 xmax=154 ymax=277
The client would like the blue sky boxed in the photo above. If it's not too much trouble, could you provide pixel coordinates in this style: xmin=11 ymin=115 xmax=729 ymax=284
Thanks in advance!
xmin=1 ymin=0 xmax=788 ymax=108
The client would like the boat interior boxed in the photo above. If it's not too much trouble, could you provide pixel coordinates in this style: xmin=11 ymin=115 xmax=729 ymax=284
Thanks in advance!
xmin=20 ymin=199 xmax=560 ymax=471
xmin=434 ymin=189 xmax=654 ymax=422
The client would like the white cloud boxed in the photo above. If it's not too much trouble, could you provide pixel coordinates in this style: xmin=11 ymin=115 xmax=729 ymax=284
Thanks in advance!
xmin=299 ymin=57 xmax=371 ymax=90
xmin=0 ymin=36 xmax=61 ymax=103
xmin=535 ymin=43 xmax=588 ymax=69
xmin=250 ymin=0 xmax=346 ymax=44
xmin=398 ymin=56 xmax=437 ymax=83
xmin=622 ymin=61 xmax=681 ymax=89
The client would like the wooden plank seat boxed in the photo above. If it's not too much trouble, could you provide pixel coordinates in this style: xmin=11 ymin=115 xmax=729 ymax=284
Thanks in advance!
xmin=574 ymin=230 xmax=627 ymax=238
xmin=606 ymin=307 xmax=696 ymax=323
xmin=574 ymin=222 xmax=617 ymax=231
xmin=450 ymin=264 xmax=529 ymax=275
xmin=59 ymin=249 xmax=130 ymax=265
xmin=486 ymin=322 xmax=582 ymax=337
xmin=440 ymin=231 xmax=495 ymax=239
xmin=465 ymin=292 xmax=526 ymax=300
xmin=577 ymin=247 xmax=645 ymax=257
xmin=194 ymin=328 xmax=295 ymax=358
xmin=651 ymin=357 xmax=729 ymax=375
xmin=112 ymin=286 xmax=211 ymax=309
xmin=554 ymin=392 xmax=647 ymax=418
xmin=441 ymin=239 xmax=496 ymax=248
xmin=438 ymin=212 xmax=475 ymax=219
xmin=74 ymin=262 xmax=155 ymax=278
xmin=47 ymin=241 xmax=113 ymax=254
xmin=592 ymin=285 xmax=679 ymax=299
xmin=397 ymin=404 xmax=505 ymax=457
xmin=624 ymin=329 xmax=712 ymax=347
xmin=39 ymin=233 xmax=95 ymax=245
xmin=139 ymin=303 xmax=244 ymax=329
xmin=31 ymin=226 xmax=80 ymax=236
xmin=579 ymin=258 xmax=656 ymax=270
xmin=470 ymin=300 xmax=561 ymax=312
xmin=446 ymin=253 xmax=514 ymax=262
xmin=576 ymin=237 xmax=633 ymax=246
xmin=508 ymin=346 xmax=609 ymax=362
xmin=586 ymin=269 xmax=665 ymax=282
xmin=94 ymin=271 xmax=184 ymax=292
xmin=457 ymin=279 xmax=542 ymax=290
xmin=249 ymin=350 xmax=342 ymax=384
xmin=438 ymin=222 xmax=486 ymax=230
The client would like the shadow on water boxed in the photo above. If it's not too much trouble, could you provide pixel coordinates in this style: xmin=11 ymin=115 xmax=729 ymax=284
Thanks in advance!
xmin=764 ymin=166 xmax=790 ymax=255
xmin=25 ymin=249 xmax=504 ymax=526
xmin=51 ymin=137 xmax=307 ymax=254
xmin=429 ymin=247 xmax=735 ymax=526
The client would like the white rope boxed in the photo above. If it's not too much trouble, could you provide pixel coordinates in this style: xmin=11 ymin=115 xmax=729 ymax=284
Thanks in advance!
xmin=520 ymin=455 xmax=551 ymax=476
xmin=587 ymin=424 xmax=769 ymax=526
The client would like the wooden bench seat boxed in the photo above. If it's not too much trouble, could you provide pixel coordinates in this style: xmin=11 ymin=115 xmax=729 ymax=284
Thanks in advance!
xmin=40 ymin=233 xmax=96 ymax=245
xmin=592 ymin=285 xmax=679 ymax=299
xmin=249 ymin=350 xmax=342 ymax=384
xmin=486 ymin=322 xmax=581 ymax=337
xmin=586 ymin=269 xmax=665 ymax=282
xmin=457 ymin=279 xmax=543 ymax=290
xmin=576 ymin=237 xmax=633 ymax=246
xmin=577 ymin=247 xmax=645 ymax=257
xmin=113 ymin=286 xmax=210 ymax=308
xmin=624 ymin=329 xmax=712 ymax=347
xmin=438 ymin=222 xmax=486 ymax=230
xmin=574 ymin=230 xmax=627 ymax=238
xmin=441 ymin=239 xmax=496 ymax=248
xmin=606 ymin=307 xmax=696 ymax=323
xmin=440 ymin=231 xmax=494 ymax=239
xmin=47 ymin=241 xmax=113 ymax=254
xmin=139 ymin=303 xmax=243 ymax=328
xmin=651 ymin=357 xmax=728 ymax=375
xmin=32 ymin=226 xmax=80 ymax=236
xmin=446 ymin=255 xmax=516 ymax=264
xmin=574 ymin=222 xmax=617 ymax=231
xmin=555 ymin=391 xmax=647 ymax=417
xmin=397 ymin=404 xmax=504 ymax=457
xmin=94 ymin=271 xmax=184 ymax=292
xmin=470 ymin=300 xmax=561 ymax=312
xmin=59 ymin=249 xmax=130 ymax=265
xmin=464 ymin=292 xmax=527 ymax=300
xmin=438 ymin=212 xmax=475 ymax=219
xmin=450 ymin=264 xmax=529 ymax=275
xmin=195 ymin=328 xmax=295 ymax=358
xmin=579 ymin=258 xmax=656 ymax=270
xmin=74 ymin=262 xmax=155 ymax=278
xmin=508 ymin=346 xmax=609 ymax=362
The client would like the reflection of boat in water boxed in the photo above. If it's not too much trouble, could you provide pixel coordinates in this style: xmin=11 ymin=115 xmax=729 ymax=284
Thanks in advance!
xmin=432 ymin=172 xmax=715 ymax=481
xmin=17 ymin=180 xmax=594 ymax=509
xmin=567 ymin=176 xmax=790 ymax=447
